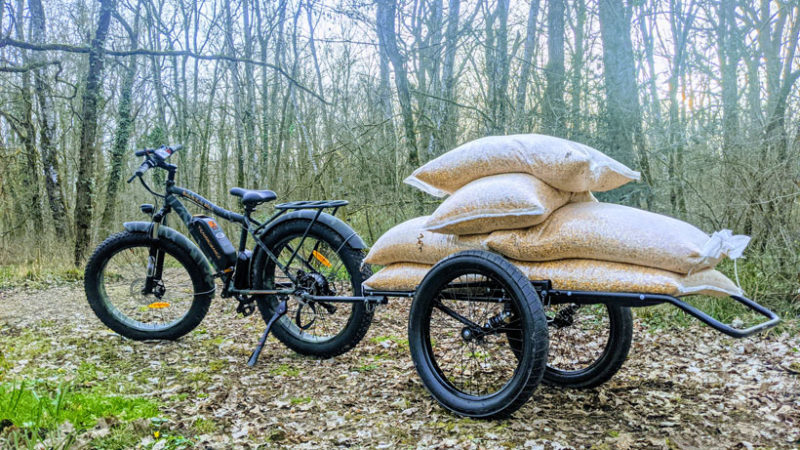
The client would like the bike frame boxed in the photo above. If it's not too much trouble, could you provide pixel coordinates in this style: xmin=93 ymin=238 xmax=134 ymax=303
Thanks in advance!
xmin=140 ymin=161 xmax=370 ymax=303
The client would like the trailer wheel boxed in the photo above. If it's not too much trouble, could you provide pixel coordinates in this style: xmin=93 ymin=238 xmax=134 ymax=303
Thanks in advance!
xmin=508 ymin=302 xmax=633 ymax=388
xmin=543 ymin=304 xmax=632 ymax=388
xmin=408 ymin=251 xmax=548 ymax=419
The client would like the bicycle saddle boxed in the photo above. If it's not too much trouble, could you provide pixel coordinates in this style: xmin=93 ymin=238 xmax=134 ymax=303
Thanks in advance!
xmin=229 ymin=187 xmax=277 ymax=206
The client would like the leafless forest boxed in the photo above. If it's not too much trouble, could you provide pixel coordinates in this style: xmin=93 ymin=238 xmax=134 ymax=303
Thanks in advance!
xmin=0 ymin=0 xmax=799 ymax=311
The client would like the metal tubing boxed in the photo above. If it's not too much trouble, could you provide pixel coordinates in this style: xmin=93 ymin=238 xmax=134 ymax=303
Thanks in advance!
xmin=543 ymin=289 xmax=780 ymax=338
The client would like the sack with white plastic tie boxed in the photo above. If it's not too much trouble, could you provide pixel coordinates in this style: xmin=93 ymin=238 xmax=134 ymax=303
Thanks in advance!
xmin=485 ymin=202 xmax=750 ymax=274
xmin=363 ymin=259 xmax=743 ymax=297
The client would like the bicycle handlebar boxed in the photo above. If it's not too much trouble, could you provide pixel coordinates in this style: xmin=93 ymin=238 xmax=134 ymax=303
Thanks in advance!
xmin=128 ymin=144 xmax=182 ymax=183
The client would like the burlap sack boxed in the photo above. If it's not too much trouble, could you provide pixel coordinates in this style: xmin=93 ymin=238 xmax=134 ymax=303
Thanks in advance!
xmin=486 ymin=202 xmax=748 ymax=274
xmin=514 ymin=260 xmax=742 ymax=297
xmin=364 ymin=216 xmax=487 ymax=266
xmin=363 ymin=259 xmax=742 ymax=297
xmin=423 ymin=173 xmax=576 ymax=235
xmin=362 ymin=263 xmax=432 ymax=291
xmin=404 ymin=134 xmax=640 ymax=197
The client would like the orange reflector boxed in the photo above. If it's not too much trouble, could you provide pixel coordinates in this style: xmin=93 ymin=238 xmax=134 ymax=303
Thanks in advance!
xmin=312 ymin=250 xmax=332 ymax=267
xmin=148 ymin=302 xmax=171 ymax=309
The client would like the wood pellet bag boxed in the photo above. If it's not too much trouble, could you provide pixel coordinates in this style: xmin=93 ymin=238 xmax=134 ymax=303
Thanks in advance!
xmin=363 ymin=259 xmax=742 ymax=297
xmin=404 ymin=134 xmax=640 ymax=197
xmin=423 ymin=173 xmax=579 ymax=235
xmin=363 ymin=263 xmax=432 ymax=291
xmin=514 ymin=260 xmax=742 ymax=297
xmin=363 ymin=216 xmax=487 ymax=266
xmin=486 ymin=202 xmax=744 ymax=274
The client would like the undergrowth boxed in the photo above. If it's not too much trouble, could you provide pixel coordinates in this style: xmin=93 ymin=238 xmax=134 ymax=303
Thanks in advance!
xmin=0 ymin=380 xmax=160 ymax=448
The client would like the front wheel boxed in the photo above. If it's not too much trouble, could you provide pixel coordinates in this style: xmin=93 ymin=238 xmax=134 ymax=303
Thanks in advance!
xmin=252 ymin=219 xmax=373 ymax=358
xmin=84 ymin=231 xmax=214 ymax=340
xmin=408 ymin=251 xmax=549 ymax=419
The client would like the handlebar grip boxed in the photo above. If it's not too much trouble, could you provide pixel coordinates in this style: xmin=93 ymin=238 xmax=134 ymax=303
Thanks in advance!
xmin=128 ymin=160 xmax=153 ymax=183
xmin=170 ymin=144 xmax=183 ymax=152
xmin=134 ymin=149 xmax=149 ymax=157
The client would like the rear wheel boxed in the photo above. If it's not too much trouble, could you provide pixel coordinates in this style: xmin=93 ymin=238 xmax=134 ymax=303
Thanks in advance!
xmin=408 ymin=251 xmax=548 ymax=419
xmin=543 ymin=304 xmax=632 ymax=388
xmin=252 ymin=220 xmax=373 ymax=358
xmin=84 ymin=231 xmax=213 ymax=340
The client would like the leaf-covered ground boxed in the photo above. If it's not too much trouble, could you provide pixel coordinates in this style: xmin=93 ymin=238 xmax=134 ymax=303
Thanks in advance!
xmin=0 ymin=283 xmax=798 ymax=449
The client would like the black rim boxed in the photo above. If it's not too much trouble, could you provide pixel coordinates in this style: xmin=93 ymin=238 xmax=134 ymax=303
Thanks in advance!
xmin=546 ymin=303 xmax=613 ymax=376
xmin=263 ymin=232 xmax=357 ymax=343
xmin=97 ymin=242 xmax=197 ymax=333
xmin=421 ymin=270 xmax=528 ymax=399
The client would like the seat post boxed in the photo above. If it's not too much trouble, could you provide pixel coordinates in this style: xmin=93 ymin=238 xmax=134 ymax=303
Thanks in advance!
xmin=243 ymin=204 xmax=255 ymax=219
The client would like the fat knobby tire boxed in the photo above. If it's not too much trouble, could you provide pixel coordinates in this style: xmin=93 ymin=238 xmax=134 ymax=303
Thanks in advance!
xmin=252 ymin=219 xmax=373 ymax=358
xmin=84 ymin=231 xmax=213 ymax=340
xmin=408 ymin=250 xmax=549 ymax=419
xmin=543 ymin=305 xmax=633 ymax=389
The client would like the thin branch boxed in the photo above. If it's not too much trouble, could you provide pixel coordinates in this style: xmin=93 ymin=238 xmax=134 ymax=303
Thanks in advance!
xmin=411 ymin=88 xmax=490 ymax=122
xmin=0 ymin=59 xmax=60 ymax=72
xmin=0 ymin=36 xmax=328 ymax=104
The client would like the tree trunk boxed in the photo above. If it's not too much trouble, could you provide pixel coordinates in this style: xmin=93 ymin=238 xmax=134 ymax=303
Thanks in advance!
xmin=14 ymin=0 xmax=44 ymax=232
xmin=666 ymin=0 xmax=696 ymax=216
xmin=100 ymin=4 xmax=140 ymax=234
xmin=568 ymin=0 xmax=585 ymax=138
xmin=73 ymin=0 xmax=115 ymax=266
xmin=598 ymin=0 xmax=652 ymax=207
xmin=376 ymin=0 xmax=419 ymax=169
xmin=718 ymin=0 xmax=740 ymax=158
xmin=543 ymin=0 xmax=566 ymax=137
xmin=438 ymin=0 xmax=461 ymax=150
xmin=513 ymin=0 xmax=540 ymax=132
xmin=223 ymin=0 xmax=246 ymax=189
xmin=28 ymin=0 xmax=66 ymax=238
xmin=485 ymin=0 xmax=510 ymax=135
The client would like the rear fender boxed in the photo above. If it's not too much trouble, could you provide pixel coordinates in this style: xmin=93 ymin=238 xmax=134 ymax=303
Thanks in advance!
xmin=259 ymin=211 xmax=367 ymax=250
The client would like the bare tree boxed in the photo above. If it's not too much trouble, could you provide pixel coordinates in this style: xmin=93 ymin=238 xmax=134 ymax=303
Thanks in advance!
xmin=376 ymin=0 xmax=419 ymax=168
xmin=484 ymin=0 xmax=510 ymax=134
xmin=513 ymin=0 xmax=540 ymax=133
xmin=543 ymin=0 xmax=566 ymax=137
xmin=73 ymin=0 xmax=115 ymax=266
xmin=100 ymin=2 xmax=141 ymax=233
xmin=598 ymin=0 xmax=653 ymax=206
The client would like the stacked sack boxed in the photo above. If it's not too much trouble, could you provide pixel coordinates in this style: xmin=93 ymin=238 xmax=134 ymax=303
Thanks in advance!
xmin=363 ymin=134 xmax=749 ymax=297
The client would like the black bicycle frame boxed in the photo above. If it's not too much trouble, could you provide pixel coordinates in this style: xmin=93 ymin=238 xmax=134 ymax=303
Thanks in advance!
xmin=143 ymin=164 xmax=333 ymax=299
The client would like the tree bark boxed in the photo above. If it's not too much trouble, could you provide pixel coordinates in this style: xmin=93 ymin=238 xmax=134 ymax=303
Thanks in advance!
xmin=29 ymin=0 xmax=67 ymax=238
xmin=376 ymin=0 xmax=419 ymax=168
xmin=14 ymin=0 xmax=44 ymax=231
xmin=543 ymin=0 xmax=566 ymax=137
xmin=513 ymin=0 xmax=540 ymax=132
xmin=100 ymin=4 xmax=140 ymax=233
xmin=73 ymin=0 xmax=115 ymax=266
xmin=598 ymin=0 xmax=653 ymax=206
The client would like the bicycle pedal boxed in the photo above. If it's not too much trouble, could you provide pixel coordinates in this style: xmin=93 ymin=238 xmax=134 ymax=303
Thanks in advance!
xmin=237 ymin=301 xmax=256 ymax=317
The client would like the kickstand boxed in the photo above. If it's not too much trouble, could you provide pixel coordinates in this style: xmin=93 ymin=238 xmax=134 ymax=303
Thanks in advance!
xmin=247 ymin=300 xmax=288 ymax=367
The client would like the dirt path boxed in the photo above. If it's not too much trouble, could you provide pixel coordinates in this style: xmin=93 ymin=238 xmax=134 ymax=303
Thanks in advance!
xmin=1 ymin=284 xmax=798 ymax=449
